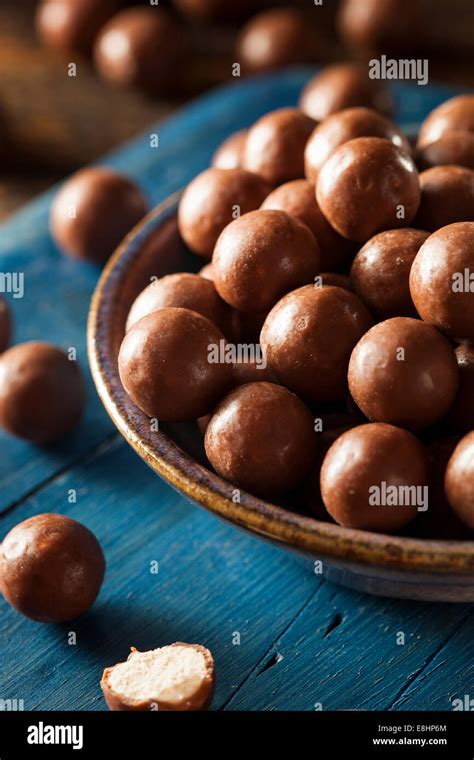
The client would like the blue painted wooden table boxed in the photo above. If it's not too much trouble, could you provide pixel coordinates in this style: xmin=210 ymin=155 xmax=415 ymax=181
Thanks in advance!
xmin=0 ymin=69 xmax=473 ymax=712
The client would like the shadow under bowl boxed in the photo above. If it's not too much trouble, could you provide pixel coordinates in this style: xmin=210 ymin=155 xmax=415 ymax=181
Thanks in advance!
xmin=88 ymin=192 xmax=474 ymax=603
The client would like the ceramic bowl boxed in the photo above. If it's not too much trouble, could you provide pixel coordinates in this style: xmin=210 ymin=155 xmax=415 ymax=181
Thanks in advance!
xmin=88 ymin=192 xmax=474 ymax=602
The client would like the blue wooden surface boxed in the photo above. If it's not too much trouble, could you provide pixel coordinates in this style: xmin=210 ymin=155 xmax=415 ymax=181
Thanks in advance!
xmin=0 ymin=69 xmax=473 ymax=712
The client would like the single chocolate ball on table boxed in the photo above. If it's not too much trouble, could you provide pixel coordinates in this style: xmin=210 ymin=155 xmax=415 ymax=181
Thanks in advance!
xmin=236 ymin=7 xmax=323 ymax=74
xmin=447 ymin=343 xmax=474 ymax=434
xmin=316 ymin=137 xmax=420 ymax=243
xmin=212 ymin=209 xmax=320 ymax=313
xmin=417 ymin=95 xmax=474 ymax=150
xmin=305 ymin=107 xmax=410 ymax=182
xmin=94 ymin=7 xmax=186 ymax=96
xmin=350 ymin=228 xmax=429 ymax=319
xmin=0 ymin=342 xmax=85 ymax=444
xmin=0 ymin=513 xmax=105 ymax=623
xmin=409 ymin=222 xmax=474 ymax=341
xmin=36 ymin=0 xmax=119 ymax=54
xmin=320 ymin=423 xmax=428 ymax=533
xmin=261 ymin=179 xmax=355 ymax=272
xmin=125 ymin=273 xmax=233 ymax=338
xmin=445 ymin=432 xmax=474 ymax=530
xmin=416 ymin=130 xmax=474 ymax=171
xmin=0 ymin=296 xmax=12 ymax=352
xmin=212 ymin=130 xmax=247 ymax=170
xmin=242 ymin=108 xmax=315 ymax=186
xmin=118 ymin=308 xmax=232 ymax=422
xmin=50 ymin=167 xmax=148 ymax=265
xmin=260 ymin=285 xmax=373 ymax=403
xmin=178 ymin=168 xmax=269 ymax=260
xmin=299 ymin=63 xmax=391 ymax=122
xmin=414 ymin=165 xmax=474 ymax=232
xmin=204 ymin=382 xmax=317 ymax=498
xmin=348 ymin=317 xmax=459 ymax=431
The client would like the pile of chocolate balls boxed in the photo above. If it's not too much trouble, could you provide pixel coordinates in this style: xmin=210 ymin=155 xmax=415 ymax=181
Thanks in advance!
xmin=117 ymin=77 xmax=474 ymax=539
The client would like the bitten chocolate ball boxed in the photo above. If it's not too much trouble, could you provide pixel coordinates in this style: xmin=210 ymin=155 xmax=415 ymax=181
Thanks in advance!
xmin=204 ymin=382 xmax=317 ymax=498
xmin=212 ymin=130 xmax=247 ymax=170
xmin=447 ymin=343 xmax=474 ymax=434
xmin=414 ymin=166 xmax=474 ymax=231
xmin=320 ymin=423 xmax=427 ymax=533
xmin=178 ymin=168 xmax=269 ymax=259
xmin=299 ymin=63 xmax=391 ymax=122
xmin=94 ymin=8 xmax=186 ymax=96
xmin=0 ymin=514 xmax=105 ymax=623
xmin=236 ymin=8 xmax=323 ymax=74
xmin=261 ymin=179 xmax=355 ymax=272
xmin=350 ymin=228 xmax=429 ymax=318
xmin=0 ymin=296 xmax=12 ymax=352
xmin=417 ymin=95 xmax=474 ymax=149
xmin=261 ymin=285 xmax=373 ymax=403
xmin=417 ymin=130 xmax=474 ymax=171
xmin=118 ymin=308 xmax=232 ymax=421
xmin=243 ymin=108 xmax=315 ymax=186
xmin=409 ymin=222 xmax=474 ymax=341
xmin=36 ymin=0 xmax=118 ymax=54
xmin=305 ymin=107 xmax=410 ymax=182
xmin=316 ymin=137 xmax=420 ymax=242
xmin=50 ymin=167 xmax=148 ymax=264
xmin=212 ymin=210 xmax=320 ymax=313
xmin=126 ymin=273 xmax=233 ymax=337
xmin=0 ymin=342 xmax=85 ymax=443
xmin=445 ymin=432 xmax=474 ymax=529
xmin=348 ymin=317 xmax=459 ymax=430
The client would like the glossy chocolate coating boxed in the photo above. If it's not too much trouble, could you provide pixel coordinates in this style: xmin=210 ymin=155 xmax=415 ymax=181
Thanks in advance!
xmin=261 ymin=179 xmax=355 ymax=272
xmin=319 ymin=273 xmax=353 ymax=290
xmin=199 ymin=262 xmax=214 ymax=281
xmin=320 ymin=423 xmax=427 ymax=533
xmin=178 ymin=168 xmax=269 ymax=260
xmin=418 ymin=436 xmax=469 ymax=540
xmin=118 ymin=308 xmax=232 ymax=421
xmin=50 ymin=167 xmax=148 ymax=264
xmin=447 ymin=343 xmax=474 ymax=434
xmin=212 ymin=209 xmax=320 ymax=313
xmin=174 ymin=0 xmax=257 ymax=21
xmin=36 ymin=0 xmax=118 ymax=54
xmin=417 ymin=130 xmax=474 ymax=171
xmin=242 ymin=108 xmax=315 ymax=186
xmin=0 ymin=342 xmax=85 ymax=443
xmin=0 ymin=514 xmax=105 ymax=623
xmin=204 ymin=382 xmax=317 ymax=498
xmin=351 ymin=228 xmax=429 ymax=318
xmin=348 ymin=317 xmax=459 ymax=430
xmin=417 ymin=95 xmax=474 ymax=149
xmin=94 ymin=8 xmax=186 ymax=95
xmin=0 ymin=296 xmax=12 ymax=352
xmin=414 ymin=166 xmax=474 ymax=232
xmin=261 ymin=284 xmax=373 ymax=403
xmin=300 ymin=63 xmax=391 ymax=122
xmin=305 ymin=107 xmax=410 ymax=182
xmin=125 ymin=273 xmax=233 ymax=337
xmin=212 ymin=130 xmax=247 ymax=170
xmin=236 ymin=8 xmax=323 ymax=74
xmin=409 ymin=222 xmax=474 ymax=341
xmin=445 ymin=432 xmax=474 ymax=529
xmin=316 ymin=137 xmax=420 ymax=242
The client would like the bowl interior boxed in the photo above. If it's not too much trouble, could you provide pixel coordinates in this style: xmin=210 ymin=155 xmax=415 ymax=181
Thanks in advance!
xmin=88 ymin=193 xmax=474 ymax=576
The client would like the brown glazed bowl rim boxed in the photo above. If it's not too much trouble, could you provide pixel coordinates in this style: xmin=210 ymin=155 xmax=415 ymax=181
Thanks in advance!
xmin=88 ymin=192 xmax=474 ymax=577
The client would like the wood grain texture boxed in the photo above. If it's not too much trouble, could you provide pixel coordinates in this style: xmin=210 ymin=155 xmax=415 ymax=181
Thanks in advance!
xmin=0 ymin=70 xmax=472 ymax=711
